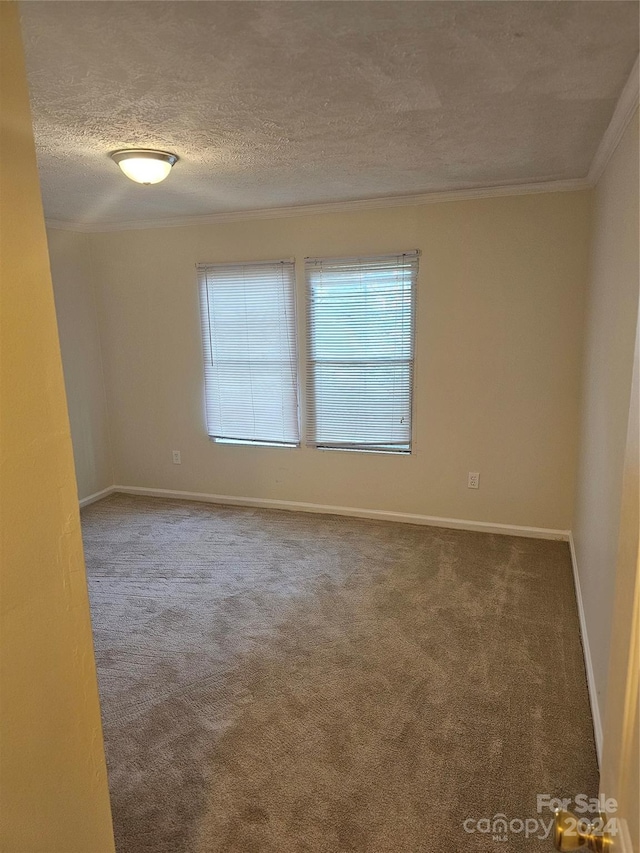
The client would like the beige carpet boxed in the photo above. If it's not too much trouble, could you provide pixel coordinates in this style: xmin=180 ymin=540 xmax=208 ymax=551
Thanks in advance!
xmin=82 ymin=493 xmax=598 ymax=852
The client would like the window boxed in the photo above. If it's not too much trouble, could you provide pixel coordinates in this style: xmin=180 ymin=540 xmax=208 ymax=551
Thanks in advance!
xmin=305 ymin=252 xmax=418 ymax=453
xmin=198 ymin=259 xmax=299 ymax=446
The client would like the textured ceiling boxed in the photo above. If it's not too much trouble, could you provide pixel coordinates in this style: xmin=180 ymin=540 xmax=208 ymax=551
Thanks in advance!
xmin=20 ymin=1 xmax=639 ymax=226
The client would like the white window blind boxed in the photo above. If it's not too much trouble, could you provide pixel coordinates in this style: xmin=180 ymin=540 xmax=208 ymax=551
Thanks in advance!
xmin=198 ymin=259 xmax=300 ymax=446
xmin=305 ymin=252 xmax=418 ymax=453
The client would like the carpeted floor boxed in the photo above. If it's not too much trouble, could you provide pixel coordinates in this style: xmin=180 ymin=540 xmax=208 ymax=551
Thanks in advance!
xmin=82 ymin=493 xmax=598 ymax=853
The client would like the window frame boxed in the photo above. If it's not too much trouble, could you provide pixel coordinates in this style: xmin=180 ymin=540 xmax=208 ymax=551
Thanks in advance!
xmin=303 ymin=251 xmax=419 ymax=455
xmin=197 ymin=258 xmax=301 ymax=449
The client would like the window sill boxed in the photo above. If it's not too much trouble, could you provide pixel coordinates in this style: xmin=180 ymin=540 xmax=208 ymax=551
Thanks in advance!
xmin=313 ymin=446 xmax=412 ymax=456
xmin=210 ymin=437 xmax=299 ymax=449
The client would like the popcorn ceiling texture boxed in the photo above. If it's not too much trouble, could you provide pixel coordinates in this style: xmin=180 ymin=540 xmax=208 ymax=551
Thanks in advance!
xmin=20 ymin=1 xmax=639 ymax=226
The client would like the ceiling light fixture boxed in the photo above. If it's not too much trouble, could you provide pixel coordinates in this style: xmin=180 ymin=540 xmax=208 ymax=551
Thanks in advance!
xmin=110 ymin=149 xmax=178 ymax=185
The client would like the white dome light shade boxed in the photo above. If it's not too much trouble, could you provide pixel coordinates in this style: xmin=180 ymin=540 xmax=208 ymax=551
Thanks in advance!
xmin=110 ymin=149 xmax=178 ymax=185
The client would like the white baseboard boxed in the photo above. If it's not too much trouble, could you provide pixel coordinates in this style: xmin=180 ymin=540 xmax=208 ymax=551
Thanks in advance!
xmin=110 ymin=484 xmax=569 ymax=541
xmin=79 ymin=486 xmax=115 ymax=508
xmin=568 ymin=532 xmax=603 ymax=764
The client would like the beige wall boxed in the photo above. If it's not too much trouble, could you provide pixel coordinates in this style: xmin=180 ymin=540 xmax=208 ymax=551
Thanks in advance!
xmin=47 ymin=228 xmax=113 ymax=501
xmin=573 ymin=109 xmax=640 ymax=730
xmin=600 ymin=319 xmax=639 ymax=851
xmin=0 ymin=5 xmax=115 ymax=851
xmin=89 ymin=190 xmax=591 ymax=531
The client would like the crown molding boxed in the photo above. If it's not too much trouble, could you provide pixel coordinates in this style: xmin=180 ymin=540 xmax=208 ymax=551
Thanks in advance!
xmin=588 ymin=54 xmax=639 ymax=185
xmin=45 ymin=177 xmax=591 ymax=234
xmin=45 ymin=219 xmax=96 ymax=233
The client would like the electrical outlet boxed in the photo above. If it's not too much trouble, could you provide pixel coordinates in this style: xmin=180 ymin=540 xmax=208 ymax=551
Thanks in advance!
xmin=468 ymin=471 xmax=479 ymax=489
xmin=172 ymin=450 xmax=181 ymax=464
